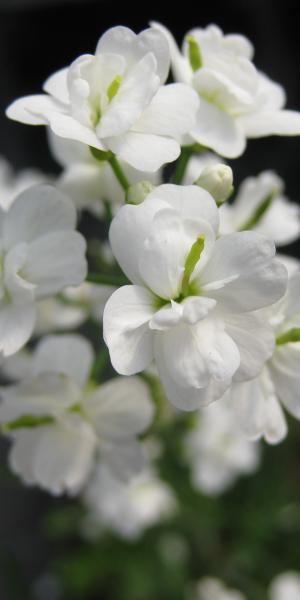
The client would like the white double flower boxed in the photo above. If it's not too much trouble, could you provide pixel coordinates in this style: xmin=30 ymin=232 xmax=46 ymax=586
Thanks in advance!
xmin=7 ymin=26 xmax=199 ymax=172
xmin=0 ymin=184 xmax=86 ymax=357
xmin=153 ymin=23 xmax=300 ymax=158
xmin=0 ymin=334 xmax=154 ymax=495
xmin=103 ymin=184 xmax=287 ymax=410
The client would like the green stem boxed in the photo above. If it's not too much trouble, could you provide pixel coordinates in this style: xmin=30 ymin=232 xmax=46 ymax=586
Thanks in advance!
xmin=86 ymin=272 xmax=129 ymax=286
xmin=171 ymin=146 xmax=193 ymax=184
xmin=108 ymin=155 xmax=130 ymax=192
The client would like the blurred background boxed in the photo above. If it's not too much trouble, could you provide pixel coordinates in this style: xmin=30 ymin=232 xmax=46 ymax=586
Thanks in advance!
xmin=0 ymin=1 xmax=300 ymax=599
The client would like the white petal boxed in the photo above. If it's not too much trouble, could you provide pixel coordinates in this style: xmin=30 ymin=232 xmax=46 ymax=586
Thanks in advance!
xmin=83 ymin=376 xmax=154 ymax=439
xmin=209 ymin=260 xmax=287 ymax=313
xmin=43 ymin=68 xmax=69 ymax=103
xmin=97 ymin=53 xmax=160 ymax=138
xmin=6 ymin=95 xmax=64 ymax=125
xmin=47 ymin=113 xmax=105 ymax=149
xmin=47 ymin=131 xmax=91 ymax=167
xmin=256 ymin=197 xmax=300 ymax=246
xmin=240 ymin=110 xmax=300 ymax=137
xmin=101 ymin=438 xmax=147 ymax=481
xmin=134 ymin=83 xmax=199 ymax=138
xmin=9 ymin=415 xmax=97 ymax=495
xmin=103 ymin=285 xmax=155 ymax=375
xmin=154 ymin=319 xmax=240 ymax=401
xmin=147 ymin=183 xmax=219 ymax=235
xmin=154 ymin=332 xmax=233 ymax=411
xmin=96 ymin=25 xmax=170 ymax=84
xmin=231 ymin=373 xmax=287 ymax=444
xmin=109 ymin=196 xmax=168 ymax=284
xmin=33 ymin=334 xmax=94 ymax=387
xmin=226 ymin=313 xmax=275 ymax=381
xmin=3 ymin=184 xmax=76 ymax=250
xmin=201 ymin=231 xmax=275 ymax=284
xmin=150 ymin=22 xmax=192 ymax=83
xmin=0 ymin=373 xmax=80 ymax=421
xmin=139 ymin=207 xmax=209 ymax=299
xmin=106 ymin=131 xmax=180 ymax=172
xmin=25 ymin=231 xmax=87 ymax=298
xmin=201 ymin=232 xmax=287 ymax=312
xmin=269 ymin=572 xmax=300 ymax=600
xmin=270 ymin=361 xmax=300 ymax=420
xmin=0 ymin=302 xmax=36 ymax=357
xmin=191 ymin=99 xmax=246 ymax=158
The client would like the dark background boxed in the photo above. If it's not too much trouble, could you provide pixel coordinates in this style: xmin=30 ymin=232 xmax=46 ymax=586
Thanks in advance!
xmin=0 ymin=1 xmax=300 ymax=599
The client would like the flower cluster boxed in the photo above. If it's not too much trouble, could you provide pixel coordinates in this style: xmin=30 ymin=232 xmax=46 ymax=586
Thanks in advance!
xmin=1 ymin=21 xmax=300 ymax=552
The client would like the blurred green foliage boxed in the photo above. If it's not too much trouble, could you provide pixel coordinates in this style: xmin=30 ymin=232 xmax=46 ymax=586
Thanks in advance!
xmin=1 ymin=414 xmax=299 ymax=600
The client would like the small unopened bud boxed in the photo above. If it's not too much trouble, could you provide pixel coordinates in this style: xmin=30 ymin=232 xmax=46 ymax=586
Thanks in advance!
xmin=195 ymin=164 xmax=233 ymax=204
xmin=126 ymin=180 xmax=155 ymax=205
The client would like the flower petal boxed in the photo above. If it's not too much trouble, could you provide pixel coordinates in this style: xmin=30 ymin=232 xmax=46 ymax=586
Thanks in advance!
xmin=83 ymin=376 xmax=154 ymax=440
xmin=97 ymin=53 xmax=160 ymax=138
xmin=101 ymin=438 xmax=147 ymax=481
xmin=106 ymin=131 xmax=180 ymax=171
xmin=0 ymin=302 xmax=36 ymax=357
xmin=9 ymin=414 xmax=97 ymax=495
xmin=0 ymin=373 xmax=80 ymax=421
xmin=109 ymin=197 xmax=168 ymax=284
xmin=240 ymin=110 xmax=300 ymax=137
xmin=6 ymin=94 xmax=64 ymax=125
xmin=191 ymin=99 xmax=246 ymax=158
xmin=103 ymin=285 xmax=155 ymax=375
xmin=146 ymin=183 xmax=219 ymax=235
xmin=33 ymin=334 xmax=94 ymax=387
xmin=25 ymin=231 xmax=87 ymax=298
xmin=226 ymin=313 xmax=275 ymax=381
xmin=154 ymin=319 xmax=240 ymax=399
xmin=134 ymin=84 xmax=199 ymax=138
xmin=3 ymin=184 xmax=76 ymax=250
xmin=43 ymin=67 xmax=69 ymax=103
xmin=231 ymin=372 xmax=287 ymax=444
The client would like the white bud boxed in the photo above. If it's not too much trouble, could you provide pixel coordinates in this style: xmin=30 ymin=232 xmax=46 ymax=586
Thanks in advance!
xmin=195 ymin=164 xmax=233 ymax=204
xmin=126 ymin=181 xmax=155 ymax=205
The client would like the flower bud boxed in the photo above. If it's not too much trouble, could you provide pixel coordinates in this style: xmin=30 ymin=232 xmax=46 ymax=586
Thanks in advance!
xmin=126 ymin=181 xmax=155 ymax=205
xmin=195 ymin=164 xmax=233 ymax=204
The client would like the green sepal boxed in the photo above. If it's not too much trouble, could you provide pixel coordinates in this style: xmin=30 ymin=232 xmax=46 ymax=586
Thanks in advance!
xmin=107 ymin=75 xmax=123 ymax=102
xmin=2 ymin=414 xmax=54 ymax=433
xmin=186 ymin=35 xmax=203 ymax=71
xmin=276 ymin=328 xmax=300 ymax=346
xmin=181 ymin=235 xmax=205 ymax=297
xmin=239 ymin=190 xmax=278 ymax=231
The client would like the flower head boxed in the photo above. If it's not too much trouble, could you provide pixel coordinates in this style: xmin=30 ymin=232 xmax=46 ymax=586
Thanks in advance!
xmin=7 ymin=26 xmax=199 ymax=172
xmin=0 ymin=184 xmax=87 ymax=357
xmin=103 ymin=184 xmax=287 ymax=410
xmin=152 ymin=23 xmax=300 ymax=158
xmin=0 ymin=334 xmax=154 ymax=494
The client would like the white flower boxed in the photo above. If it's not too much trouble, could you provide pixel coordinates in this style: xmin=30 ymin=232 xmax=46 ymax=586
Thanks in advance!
xmin=230 ymin=269 xmax=300 ymax=444
xmin=83 ymin=462 xmax=176 ymax=539
xmin=7 ymin=26 xmax=199 ymax=172
xmin=194 ymin=577 xmax=246 ymax=600
xmin=48 ymin=133 xmax=161 ymax=217
xmin=103 ymin=184 xmax=287 ymax=411
xmin=35 ymin=282 xmax=115 ymax=334
xmin=0 ymin=184 xmax=87 ymax=357
xmin=0 ymin=335 xmax=154 ymax=495
xmin=269 ymin=572 xmax=300 ymax=600
xmin=0 ymin=156 xmax=50 ymax=211
xmin=184 ymin=395 xmax=260 ymax=495
xmin=219 ymin=171 xmax=300 ymax=246
xmin=152 ymin=23 xmax=300 ymax=158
